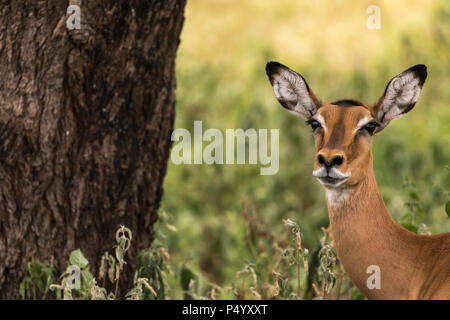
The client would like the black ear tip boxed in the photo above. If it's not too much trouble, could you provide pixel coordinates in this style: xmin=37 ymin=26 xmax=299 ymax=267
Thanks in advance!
xmin=410 ymin=64 xmax=428 ymax=84
xmin=265 ymin=61 xmax=283 ymax=75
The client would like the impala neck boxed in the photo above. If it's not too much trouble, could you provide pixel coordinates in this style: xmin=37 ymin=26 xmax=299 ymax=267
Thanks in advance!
xmin=325 ymin=159 xmax=423 ymax=299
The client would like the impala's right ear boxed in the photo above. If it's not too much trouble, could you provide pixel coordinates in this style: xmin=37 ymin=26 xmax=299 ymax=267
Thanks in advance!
xmin=265 ymin=61 xmax=321 ymax=119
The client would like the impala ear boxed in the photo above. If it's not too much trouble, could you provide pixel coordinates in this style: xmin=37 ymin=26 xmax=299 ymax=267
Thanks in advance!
xmin=374 ymin=64 xmax=427 ymax=131
xmin=265 ymin=61 xmax=321 ymax=119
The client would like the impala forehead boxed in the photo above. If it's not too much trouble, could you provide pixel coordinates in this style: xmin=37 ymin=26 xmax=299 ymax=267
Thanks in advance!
xmin=315 ymin=105 xmax=373 ymax=130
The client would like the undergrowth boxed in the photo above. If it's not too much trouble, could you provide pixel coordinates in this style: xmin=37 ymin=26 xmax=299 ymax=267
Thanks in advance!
xmin=19 ymin=188 xmax=448 ymax=300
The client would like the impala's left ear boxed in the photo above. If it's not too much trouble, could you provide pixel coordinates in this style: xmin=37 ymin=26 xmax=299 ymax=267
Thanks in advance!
xmin=373 ymin=64 xmax=427 ymax=132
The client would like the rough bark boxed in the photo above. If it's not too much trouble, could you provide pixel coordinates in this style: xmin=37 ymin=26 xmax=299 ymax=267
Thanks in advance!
xmin=0 ymin=0 xmax=186 ymax=299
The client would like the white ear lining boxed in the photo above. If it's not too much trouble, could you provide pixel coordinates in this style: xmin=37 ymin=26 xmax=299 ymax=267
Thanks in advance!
xmin=377 ymin=71 xmax=422 ymax=123
xmin=271 ymin=69 xmax=318 ymax=118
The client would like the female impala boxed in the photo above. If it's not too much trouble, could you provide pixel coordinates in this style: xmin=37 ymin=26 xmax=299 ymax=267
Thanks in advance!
xmin=266 ymin=61 xmax=450 ymax=299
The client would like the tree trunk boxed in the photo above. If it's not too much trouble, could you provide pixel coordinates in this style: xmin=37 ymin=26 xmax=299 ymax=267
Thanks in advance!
xmin=0 ymin=0 xmax=186 ymax=299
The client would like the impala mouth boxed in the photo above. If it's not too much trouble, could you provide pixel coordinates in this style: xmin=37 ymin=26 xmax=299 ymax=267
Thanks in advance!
xmin=317 ymin=176 xmax=348 ymax=187
xmin=312 ymin=167 xmax=350 ymax=188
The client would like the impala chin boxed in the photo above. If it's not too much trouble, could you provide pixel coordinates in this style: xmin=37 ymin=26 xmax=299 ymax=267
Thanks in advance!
xmin=312 ymin=167 xmax=352 ymax=207
xmin=312 ymin=167 xmax=350 ymax=188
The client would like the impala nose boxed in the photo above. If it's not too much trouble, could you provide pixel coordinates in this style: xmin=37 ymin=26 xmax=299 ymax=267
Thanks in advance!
xmin=317 ymin=153 xmax=344 ymax=168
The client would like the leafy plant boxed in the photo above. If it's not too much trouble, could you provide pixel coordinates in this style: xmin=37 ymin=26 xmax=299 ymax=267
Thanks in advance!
xmin=19 ymin=258 xmax=57 ymax=300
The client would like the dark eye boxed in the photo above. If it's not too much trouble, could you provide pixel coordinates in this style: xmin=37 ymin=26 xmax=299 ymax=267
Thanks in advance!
xmin=362 ymin=122 xmax=379 ymax=135
xmin=306 ymin=120 xmax=322 ymax=131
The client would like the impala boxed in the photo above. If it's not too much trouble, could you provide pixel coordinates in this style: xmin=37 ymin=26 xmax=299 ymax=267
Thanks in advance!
xmin=266 ymin=61 xmax=450 ymax=299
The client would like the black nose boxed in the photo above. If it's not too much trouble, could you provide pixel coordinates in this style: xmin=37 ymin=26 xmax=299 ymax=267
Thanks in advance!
xmin=317 ymin=154 xmax=344 ymax=168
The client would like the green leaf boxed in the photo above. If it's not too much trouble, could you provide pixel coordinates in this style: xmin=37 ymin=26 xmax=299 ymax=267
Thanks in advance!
xmin=154 ymin=267 xmax=165 ymax=300
xmin=409 ymin=191 xmax=419 ymax=201
xmin=137 ymin=248 xmax=158 ymax=270
xmin=28 ymin=264 xmax=39 ymax=280
xmin=42 ymin=272 xmax=53 ymax=299
xmin=351 ymin=288 xmax=367 ymax=300
xmin=180 ymin=266 xmax=198 ymax=300
xmin=35 ymin=278 xmax=43 ymax=292
xmin=19 ymin=278 xmax=30 ymax=300
xmin=81 ymin=270 xmax=94 ymax=291
xmin=69 ymin=249 xmax=89 ymax=269
xmin=402 ymin=222 xmax=418 ymax=234
xmin=446 ymin=201 xmax=450 ymax=218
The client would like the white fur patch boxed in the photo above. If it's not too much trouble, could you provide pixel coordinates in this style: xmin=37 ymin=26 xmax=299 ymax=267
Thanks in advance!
xmin=325 ymin=187 xmax=354 ymax=207
xmin=312 ymin=167 xmax=349 ymax=180
xmin=353 ymin=116 xmax=369 ymax=133
xmin=317 ymin=114 xmax=327 ymax=131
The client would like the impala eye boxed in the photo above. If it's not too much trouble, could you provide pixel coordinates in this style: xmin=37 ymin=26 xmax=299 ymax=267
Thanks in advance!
xmin=306 ymin=119 xmax=322 ymax=131
xmin=362 ymin=122 xmax=379 ymax=135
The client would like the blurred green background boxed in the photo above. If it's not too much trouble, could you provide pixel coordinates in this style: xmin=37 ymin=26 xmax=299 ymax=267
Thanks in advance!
xmin=161 ymin=0 xmax=450 ymax=298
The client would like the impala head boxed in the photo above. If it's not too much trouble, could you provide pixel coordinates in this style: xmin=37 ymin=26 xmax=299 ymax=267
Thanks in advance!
xmin=266 ymin=61 xmax=427 ymax=189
